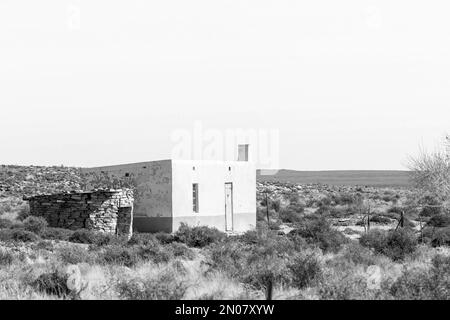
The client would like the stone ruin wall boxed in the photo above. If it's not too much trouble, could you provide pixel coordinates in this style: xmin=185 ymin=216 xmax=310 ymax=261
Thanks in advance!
xmin=25 ymin=189 xmax=134 ymax=236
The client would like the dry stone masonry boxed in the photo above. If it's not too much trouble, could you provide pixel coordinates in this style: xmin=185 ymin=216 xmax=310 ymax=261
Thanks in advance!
xmin=24 ymin=189 xmax=134 ymax=236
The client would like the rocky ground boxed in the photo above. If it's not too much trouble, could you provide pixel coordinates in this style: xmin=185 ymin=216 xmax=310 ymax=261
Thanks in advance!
xmin=256 ymin=181 xmax=418 ymax=240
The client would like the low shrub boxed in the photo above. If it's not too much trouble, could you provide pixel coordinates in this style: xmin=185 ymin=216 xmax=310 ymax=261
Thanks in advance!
xmin=0 ymin=218 xmax=13 ymax=229
xmin=359 ymin=229 xmax=388 ymax=253
xmin=288 ymin=253 xmax=322 ymax=289
xmin=383 ymin=228 xmax=418 ymax=261
xmin=100 ymin=241 xmax=176 ymax=266
xmin=237 ymin=230 xmax=259 ymax=245
xmin=0 ymin=249 xmax=15 ymax=266
xmin=167 ymin=242 xmax=196 ymax=260
xmin=427 ymin=214 xmax=450 ymax=228
xmin=332 ymin=193 xmax=356 ymax=205
xmin=174 ymin=223 xmax=226 ymax=248
xmin=419 ymin=195 xmax=442 ymax=217
xmin=329 ymin=206 xmax=353 ymax=218
xmin=117 ymin=272 xmax=187 ymax=300
xmin=0 ymin=228 xmax=40 ymax=242
xmin=68 ymin=229 xmax=119 ymax=246
xmin=257 ymin=207 xmax=269 ymax=222
xmin=154 ymin=232 xmax=175 ymax=244
xmin=135 ymin=244 xmax=174 ymax=264
xmin=369 ymin=215 xmax=392 ymax=224
xmin=58 ymin=246 xmax=94 ymax=265
xmin=423 ymin=226 xmax=450 ymax=247
xmin=360 ymin=228 xmax=417 ymax=261
xmin=279 ymin=207 xmax=303 ymax=223
xmin=31 ymin=269 xmax=71 ymax=298
xmin=289 ymin=216 xmax=348 ymax=253
xmin=41 ymin=228 xmax=75 ymax=241
xmin=382 ymin=195 xmax=397 ymax=203
xmin=17 ymin=204 xmax=31 ymax=221
xmin=32 ymin=240 xmax=55 ymax=251
xmin=128 ymin=233 xmax=159 ymax=246
xmin=318 ymin=271 xmax=374 ymax=300
xmin=23 ymin=216 xmax=48 ymax=234
xmin=99 ymin=245 xmax=140 ymax=267
xmin=0 ymin=229 xmax=13 ymax=241
xmin=389 ymin=255 xmax=450 ymax=299
xmin=317 ymin=196 xmax=332 ymax=207
xmin=270 ymin=199 xmax=282 ymax=213
xmin=68 ymin=229 xmax=99 ymax=244
xmin=388 ymin=206 xmax=404 ymax=215
xmin=209 ymin=231 xmax=298 ymax=291
xmin=341 ymin=242 xmax=378 ymax=266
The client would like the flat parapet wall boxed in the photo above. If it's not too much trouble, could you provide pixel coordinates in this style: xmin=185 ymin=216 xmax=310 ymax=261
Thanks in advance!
xmin=24 ymin=189 xmax=134 ymax=235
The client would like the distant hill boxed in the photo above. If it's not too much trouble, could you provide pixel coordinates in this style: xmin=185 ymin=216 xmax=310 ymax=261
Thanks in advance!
xmin=0 ymin=165 xmax=83 ymax=198
xmin=257 ymin=169 xmax=412 ymax=187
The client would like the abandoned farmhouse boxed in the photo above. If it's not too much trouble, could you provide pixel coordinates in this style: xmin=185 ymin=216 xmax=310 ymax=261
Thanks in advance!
xmin=25 ymin=145 xmax=257 ymax=235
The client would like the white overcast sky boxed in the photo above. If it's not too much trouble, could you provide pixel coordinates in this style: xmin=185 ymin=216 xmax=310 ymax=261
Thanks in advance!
xmin=0 ymin=0 xmax=449 ymax=170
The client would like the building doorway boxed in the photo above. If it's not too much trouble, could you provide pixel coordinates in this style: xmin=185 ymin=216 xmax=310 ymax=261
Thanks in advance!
xmin=225 ymin=183 xmax=233 ymax=231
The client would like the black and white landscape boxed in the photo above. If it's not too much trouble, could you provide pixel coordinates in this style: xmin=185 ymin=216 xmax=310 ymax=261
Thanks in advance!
xmin=0 ymin=1 xmax=449 ymax=301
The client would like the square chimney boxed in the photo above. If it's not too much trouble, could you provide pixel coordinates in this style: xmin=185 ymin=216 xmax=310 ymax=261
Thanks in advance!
xmin=238 ymin=144 xmax=249 ymax=161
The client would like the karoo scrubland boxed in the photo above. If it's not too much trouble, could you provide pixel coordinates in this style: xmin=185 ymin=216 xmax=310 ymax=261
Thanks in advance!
xmin=0 ymin=165 xmax=449 ymax=300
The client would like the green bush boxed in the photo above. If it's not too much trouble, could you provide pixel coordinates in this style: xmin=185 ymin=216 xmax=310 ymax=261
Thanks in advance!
xmin=318 ymin=272 xmax=372 ymax=300
xmin=423 ymin=226 xmax=450 ymax=247
xmin=317 ymin=196 xmax=332 ymax=207
xmin=359 ymin=229 xmax=389 ymax=253
xmin=383 ymin=228 xmax=418 ymax=261
xmin=174 ymin=223 xmax=226 ymax=248
xmin=0 ymin=228 xmax=40 ymax=242
xmin=100 ymin=241 xmax=177 ymax=266
xmin=23 ymin=216 xmax=48 ymax=234
xmin=58 ymin=246 xmax=94 ymax=265
xmin=0 ymin=218 xmax=13 ymax=229
xmin=332 ymin=193 xmax=356 ymax=205
xmin=135 ymin=244 xmax=174 ymax=264
xmin=419 ymin=195 xmax=442 ymax=217
xmin=31 ymin=269 xmax=71 ymax=298
xmin=427 ymin=214 xmax=450 ymax=228
xmin=167 ymin=242 xmax=196 ymax=260
xmin=116 ymin=272 xmax=187 ymax=300
xmin=41 ymin=228 xmax=75 ymax=241
xmin=0 ymin=229 xmax=13 ymax=241
xmin=257 ymin=207 xmax=269 ymax=222
xmin=289 ymin=216 xmax=348 ymax=253
xmin=128 ymin=233 xmax=159 ymax=246
xmin=270 ymin=199 xmax=282 ymax=213
xmin=17 ymin=204 xmax=30 ymax=221
xmin=360 ymin=228 xmax=417 ymax=261
xmin=341 ymin=242 xmax=378 ymax=266
xmin=0 ymin=249 xmax=14 ymax=266
xmin=329 ymin=206 xmax=353 ymax=218
xmin=369 ymin=215 xmax=392 ymax=224
xmin=99 ymin=245 xmax=140 ymax=267
xmin=154 ymin=232 xmax=175 ymax=244
xmin=68 ymin=229 xmax=119 ymax=246
xmin=288 ymin=253 xmax=322 ymax=289
xmin=209 ymin=231 xmax=296 ymax=291
xmin=279 ymin=207 xmax=303 ymax=223
xmin=389 ymin=255 xmax=450 ymax=300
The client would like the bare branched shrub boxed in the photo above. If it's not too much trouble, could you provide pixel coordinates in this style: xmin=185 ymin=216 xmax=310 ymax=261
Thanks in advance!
xmin=408 ymin=136 xmax=450 ymax=202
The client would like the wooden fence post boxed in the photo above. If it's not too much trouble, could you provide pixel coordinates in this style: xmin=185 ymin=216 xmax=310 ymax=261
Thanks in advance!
xmin=265 ymin=278 xmax=273 ymax=300
xmin=265 ymin=192 xmax=270 ymax=228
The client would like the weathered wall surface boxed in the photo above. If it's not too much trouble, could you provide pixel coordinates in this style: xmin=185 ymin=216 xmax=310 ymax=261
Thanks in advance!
xmin=25 ymin=189 xmax=134 ymax=235
xmin=171 ymin=160 xmax=256 ymax=233
xmin=81 ymin=161 xmax=172 ymax=232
